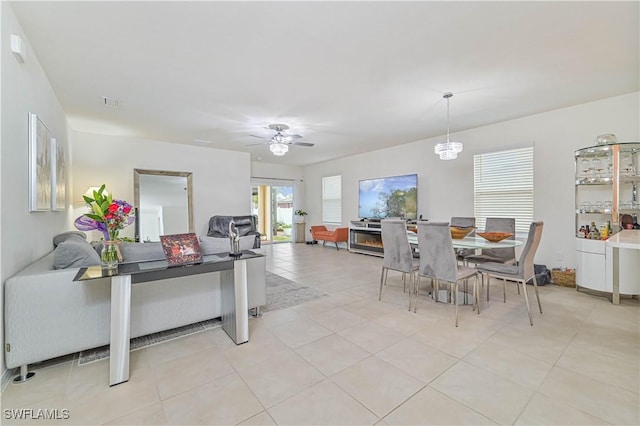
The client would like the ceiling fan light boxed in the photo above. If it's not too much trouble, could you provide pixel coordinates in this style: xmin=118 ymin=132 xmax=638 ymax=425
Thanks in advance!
xmin=270 ymin=143 xmax=289 ymax=156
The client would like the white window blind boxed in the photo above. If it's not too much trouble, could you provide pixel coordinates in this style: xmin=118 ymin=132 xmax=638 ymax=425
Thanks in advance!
xmin=322 ymin=175 xmax=342 ymax=223
xmin=474 ymin=147 xmax=534 ymax=235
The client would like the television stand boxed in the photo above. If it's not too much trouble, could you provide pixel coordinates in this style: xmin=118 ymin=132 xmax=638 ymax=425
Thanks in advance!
xmin=348 ymin=220 xmax=416 ymax=257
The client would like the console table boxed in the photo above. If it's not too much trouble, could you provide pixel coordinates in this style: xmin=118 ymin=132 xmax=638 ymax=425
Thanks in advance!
xmin=74 ymin=251 xmax=264 ymax=386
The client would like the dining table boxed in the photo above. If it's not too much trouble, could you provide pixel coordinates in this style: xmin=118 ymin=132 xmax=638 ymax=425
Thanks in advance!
xmin=406 ymin=233 xmax=523 ymax=250
xmin=406 ymin=232 xmax=523 ymax=304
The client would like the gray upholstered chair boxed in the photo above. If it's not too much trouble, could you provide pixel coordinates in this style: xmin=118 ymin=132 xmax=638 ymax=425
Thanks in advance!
xmin=465 ymin=217 xmax=516 ymax=265
xmin=451 ymin=217 xmax=476 ymax=264
xmin=379 ymin=220 xmax=419 ymax=310
xmin=207 ymin=215 xmax=261 ymax=249
xmin=415 ymin=222 xmax=480 ymax=326
xmin=476 ymin=221 xmax=544 ymax=326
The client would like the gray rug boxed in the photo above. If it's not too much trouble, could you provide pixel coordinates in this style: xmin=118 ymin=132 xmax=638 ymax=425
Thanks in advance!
xmin=77 ymin=272 xmax=325 ymax=365
xmin=78 ymin=318 xmax=222 ymax=365
xmin=263 ymin=271 xmax=327 ymax=312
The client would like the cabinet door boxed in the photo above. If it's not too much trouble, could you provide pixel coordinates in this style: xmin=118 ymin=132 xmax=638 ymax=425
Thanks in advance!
xmin=605 ymin=245 xmax=640 ymax=295
xmin=576 ymin=250 xmax=606 ymax=291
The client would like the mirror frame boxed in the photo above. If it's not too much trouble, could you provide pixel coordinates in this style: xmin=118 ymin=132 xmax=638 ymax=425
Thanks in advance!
xmin=134 ymin=169 xmax=194 ymax=240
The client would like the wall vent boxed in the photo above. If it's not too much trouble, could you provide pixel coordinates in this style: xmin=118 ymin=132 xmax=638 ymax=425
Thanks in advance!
xmin=102 ymin=97 xmax=121 ymax=108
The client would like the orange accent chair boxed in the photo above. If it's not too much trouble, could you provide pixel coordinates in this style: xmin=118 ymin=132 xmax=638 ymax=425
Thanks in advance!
xmin=310 ymin=225 xmax=349 ymax=251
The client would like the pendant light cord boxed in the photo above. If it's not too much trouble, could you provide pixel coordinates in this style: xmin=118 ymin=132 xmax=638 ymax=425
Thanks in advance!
xmin=444 ymin=92 xmax=453 ymax=144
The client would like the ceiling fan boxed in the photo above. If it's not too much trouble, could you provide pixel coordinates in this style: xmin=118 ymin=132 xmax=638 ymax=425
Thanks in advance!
xmin=248 ymin=124 xmax=314 ymax=156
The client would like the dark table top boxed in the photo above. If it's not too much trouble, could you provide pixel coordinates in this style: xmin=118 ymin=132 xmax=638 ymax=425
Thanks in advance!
xmin=74 ymin=250 xmax=263 ymax=284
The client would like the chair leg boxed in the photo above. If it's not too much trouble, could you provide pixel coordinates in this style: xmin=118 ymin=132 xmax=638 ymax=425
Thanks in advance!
xmin=485 ymin=273 xmax=489 ymax=301
xmin=378 ymin=267 xmax=386 ymax=301
xmin=454 ymin=282 xmax=459 ymax=327
xmin=402 ymin=273 xmax=406 ymax=293
xmin=335 ymin=242 xmax=339 ymax=251
xmin=520 ymin=279 xmax=533 ymax=326
xmin=503 ymin=278 xmax=507 ymax=303
xmin=411 ymin=275 xmax=418 ymax=311
xmin=476 ymin=274 xmax=480 ymax=314
xmin=532 ymin=275 xmax=543 ymax=314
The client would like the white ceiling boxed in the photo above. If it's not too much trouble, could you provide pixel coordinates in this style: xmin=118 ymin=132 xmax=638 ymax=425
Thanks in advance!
xmin=10 ymin=1 xmax=639 ymax=166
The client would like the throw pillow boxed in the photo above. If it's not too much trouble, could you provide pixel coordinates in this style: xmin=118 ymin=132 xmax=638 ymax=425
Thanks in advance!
xmin=53 ymin=239 xmax=101 ymax=269
xmin=53 ymin=231 xmax=87 ymax=248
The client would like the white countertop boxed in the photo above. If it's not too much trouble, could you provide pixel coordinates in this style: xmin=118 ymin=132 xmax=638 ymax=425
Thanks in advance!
xmin=606 ymin=230 xmax=640 ymax=249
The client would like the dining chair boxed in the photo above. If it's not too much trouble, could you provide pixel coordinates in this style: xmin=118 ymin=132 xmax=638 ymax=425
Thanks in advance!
xmin=415 ymin=222 xmax=480 ymax=326
xmin=379 ymin=219 xmax=419 ymax=310
xmin=451 ymin=217 xmax=476 ymax=264
xmin=476 ymin=221 xmax=544 ymax=326
xmin=465 ymin=217 xmax=517 ymax=266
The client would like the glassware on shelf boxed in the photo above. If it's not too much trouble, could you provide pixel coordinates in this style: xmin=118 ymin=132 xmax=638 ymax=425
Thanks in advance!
xmin=595 ymin=133 xmax=618 ymax=145
xmin=580 ymin=157 xmax=591 ymax=177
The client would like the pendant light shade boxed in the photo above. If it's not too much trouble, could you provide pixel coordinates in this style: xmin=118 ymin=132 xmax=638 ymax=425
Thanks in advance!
xmin=435 ymin=92 xmax=463 ymax=160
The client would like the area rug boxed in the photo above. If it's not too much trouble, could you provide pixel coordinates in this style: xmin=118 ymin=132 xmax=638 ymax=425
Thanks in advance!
xmin=78 ymin=318 xmax=222 ymax=365
xmin=78 ymin=272 xmax=325 ymax=365
xmin=262 ymin=271 xmax=327 ymax=312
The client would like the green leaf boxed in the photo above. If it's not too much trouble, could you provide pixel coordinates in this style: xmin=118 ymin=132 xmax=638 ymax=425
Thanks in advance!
xmin=93 ymin=202 xmax=104 ymax=216
xmin=107 ymin=193 xmax=113 ymax=204
xmin=82 ymin=195 xmax=94 ymax=204
xmin=85 ymin=213 xmax=104 ymax=222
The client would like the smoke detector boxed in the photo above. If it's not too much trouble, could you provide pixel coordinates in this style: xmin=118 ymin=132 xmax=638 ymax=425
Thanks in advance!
xmin=102 ymin=97 xmax=121 ymax=108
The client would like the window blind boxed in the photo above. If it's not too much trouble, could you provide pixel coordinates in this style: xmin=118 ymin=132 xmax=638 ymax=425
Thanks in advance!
xmin=474 ymin=147 xmax=534 ymax=235
xmin=322 ymin=175 xmax=342 ymax=223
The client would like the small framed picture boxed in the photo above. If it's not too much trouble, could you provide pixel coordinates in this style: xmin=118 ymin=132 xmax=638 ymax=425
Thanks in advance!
xmin=160 ymin=233 xmax=203 ymax=266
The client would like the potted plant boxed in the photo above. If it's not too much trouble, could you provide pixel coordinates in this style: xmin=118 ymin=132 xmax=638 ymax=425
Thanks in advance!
xmin=294 ymin=209 xmax=308 ymax=223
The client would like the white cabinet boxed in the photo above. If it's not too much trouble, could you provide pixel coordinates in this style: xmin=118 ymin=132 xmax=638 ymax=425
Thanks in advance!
xmin=575 ymin=239 xmax=606 ymax=291
xmin=575 ymin=142 xmax=640 ymax=299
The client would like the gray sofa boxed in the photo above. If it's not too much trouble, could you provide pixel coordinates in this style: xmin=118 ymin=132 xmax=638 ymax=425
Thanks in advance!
xmin=4 ymin=233 xmax=265 ymax=373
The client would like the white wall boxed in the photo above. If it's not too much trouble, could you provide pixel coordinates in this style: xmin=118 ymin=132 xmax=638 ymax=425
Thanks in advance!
xmin=1 ymin=3 xmax=71 ymax=379
xmin=304 ymin=92 xmax=640 ymax=269
xmin=72 ymin=132 xmax=252 ymax=238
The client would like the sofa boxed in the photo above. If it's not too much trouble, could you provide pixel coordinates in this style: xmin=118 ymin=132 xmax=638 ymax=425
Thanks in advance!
xmin=4 ymin=232 xmax=265 ymax=373
xmin=310 ymin=225 xmax=349 ymax=250
xmin=207 ymin=215 xmax=261 ymax=249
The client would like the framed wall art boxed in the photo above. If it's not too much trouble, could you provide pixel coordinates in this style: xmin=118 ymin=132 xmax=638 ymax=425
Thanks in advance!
xmin=28 ymin=112 xmax=53 ymax=212
xmin=51 ymin=138 xmax=66 ymax=211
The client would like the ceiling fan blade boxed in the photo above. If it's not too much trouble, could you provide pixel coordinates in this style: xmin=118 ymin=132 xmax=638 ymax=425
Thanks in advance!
xmin=287 ymin=134 xmax=303 ymax=139
xmin=249 ymin=134 xmax=268 ymax=140
xmin=292 ymin=142 xmax=315 ymax=147
xmin=245 ymin=142 xmax=267 ymax=146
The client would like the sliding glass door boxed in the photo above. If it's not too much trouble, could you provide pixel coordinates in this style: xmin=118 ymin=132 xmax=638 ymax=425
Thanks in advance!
xmin=251 ymin=183 xmax=294 ymax=243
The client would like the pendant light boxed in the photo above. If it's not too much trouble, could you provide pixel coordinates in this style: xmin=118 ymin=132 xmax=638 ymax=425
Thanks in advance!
xmin=434 ymin=92 xmax=463 ymax=160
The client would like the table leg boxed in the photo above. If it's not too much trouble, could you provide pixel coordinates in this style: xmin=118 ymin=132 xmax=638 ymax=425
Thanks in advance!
xmin=221 ymin=259 xmax=249 ymax=344
xmin=110 ymin=275 xmax=131 ymax=386
xmin=612 ymin=247 xmax=620 ymax=305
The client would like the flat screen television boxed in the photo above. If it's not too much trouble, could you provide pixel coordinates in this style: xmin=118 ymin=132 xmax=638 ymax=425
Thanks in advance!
xmin=358 ymin=174 xmax=417 ymax=220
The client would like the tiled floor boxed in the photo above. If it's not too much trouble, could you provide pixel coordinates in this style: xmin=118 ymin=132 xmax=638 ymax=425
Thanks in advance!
xmin=2 ymin=243 xmax=639 ymax=425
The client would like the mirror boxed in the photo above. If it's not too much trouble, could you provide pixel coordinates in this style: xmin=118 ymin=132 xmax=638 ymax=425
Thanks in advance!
xmin=134 ymin=169 xmax=193 ymax=242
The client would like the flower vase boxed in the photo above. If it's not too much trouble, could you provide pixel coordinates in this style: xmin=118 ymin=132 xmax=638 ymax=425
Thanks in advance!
xmin=101 ymin=241 xmax=119 ymax=274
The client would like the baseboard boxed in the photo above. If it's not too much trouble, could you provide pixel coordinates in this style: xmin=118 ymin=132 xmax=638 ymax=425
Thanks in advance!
xmin=1 ymin=366 xmax=15 ymax=392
